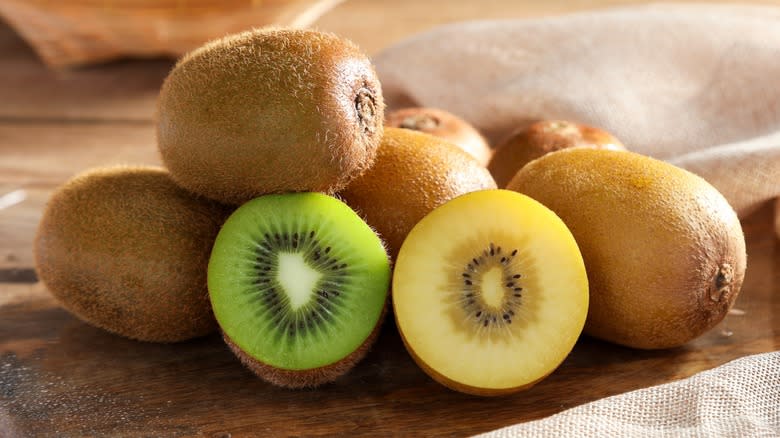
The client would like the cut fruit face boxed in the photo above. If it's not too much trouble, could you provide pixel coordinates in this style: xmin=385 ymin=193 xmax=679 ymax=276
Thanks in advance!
xmin=392 ymin=189 xmax=588 ymax=395
xmin=208 ymin=193 xmax=391 ymax=372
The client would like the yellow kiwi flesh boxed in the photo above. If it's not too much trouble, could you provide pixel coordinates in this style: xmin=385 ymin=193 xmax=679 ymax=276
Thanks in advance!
xmin=507 ymin=149 xmax=746 ymax=349
xmin=339 ymin=127 xmax=497 ymax=259
xmin=157 ymin=28 xmax=384 ymax=205
xmin=393 ymin=190 xmax=588 ymax=395
xmin=34 ymin=166 xmax=230 ymax=342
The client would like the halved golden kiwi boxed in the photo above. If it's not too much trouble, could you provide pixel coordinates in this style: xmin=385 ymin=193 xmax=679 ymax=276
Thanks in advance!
xmin=392 ymin=189 xmax=588 ymax=396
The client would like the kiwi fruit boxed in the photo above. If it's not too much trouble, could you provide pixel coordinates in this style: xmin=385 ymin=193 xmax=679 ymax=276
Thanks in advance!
xmin=392 ymin=189 xmax=588 ymax=395
xmin=207 ymin=192 xmax=391 ymax=388
xmin=386 ymin=107 xmax=492 ymax=165
xmin=507 ymin=149 xmax=747 ymax=349
xmin=33 ymin=166 xmax=230 ymax=342
xmin=775 ymin=199 xmax=780 ymax=240
xmin=157 ymin=28 xmax=385 ymax=205
xmin=489 ymin=120 xmax=625 ymax=187
xmin=339 ymin=127 xmax=497 ymax=260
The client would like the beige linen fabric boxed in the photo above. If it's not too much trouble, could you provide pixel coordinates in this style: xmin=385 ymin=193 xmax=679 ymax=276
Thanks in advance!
xmin=474 ymin=351 xmax=780 ymax=438
xmin=373 ymin=3 xmax=780 ymax=222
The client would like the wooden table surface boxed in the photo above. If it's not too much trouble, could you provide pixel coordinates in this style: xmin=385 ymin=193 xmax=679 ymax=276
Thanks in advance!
xmin=1 ymin=1 xmax=779 ymax=436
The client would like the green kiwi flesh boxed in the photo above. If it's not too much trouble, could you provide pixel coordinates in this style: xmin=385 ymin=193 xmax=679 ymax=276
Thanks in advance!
xmin=208 ymin=192 xmax=391 ymax=388
xmin=33 ymin=166 xmax=230 ymax=342
xmin=157 ymin=28 xmax=385 ymax=205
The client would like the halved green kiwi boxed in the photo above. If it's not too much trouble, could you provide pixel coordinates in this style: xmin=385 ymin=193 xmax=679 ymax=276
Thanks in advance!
xmin=208 ymin=192 xmax=391 ymax=388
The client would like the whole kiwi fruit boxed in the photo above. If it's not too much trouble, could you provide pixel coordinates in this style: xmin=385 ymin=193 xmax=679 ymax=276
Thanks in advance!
xmin=386 ymin=107 xmax=492 ymax=166
xmin=157 ymin=28 xmax=384 ymax=205
xmin=489 ymin=120 xmax=625 ymax=188
xmin=508 ymin=149 xmax=746 ymax=349
xmin=339 ymin=127 xmax=497 ymax=260
xmin=34 ymin=166 xmax=230 ymax=342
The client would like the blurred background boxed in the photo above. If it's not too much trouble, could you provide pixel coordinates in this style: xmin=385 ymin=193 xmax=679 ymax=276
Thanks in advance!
xmin=3 ymin=0 xmax=780 ymax=67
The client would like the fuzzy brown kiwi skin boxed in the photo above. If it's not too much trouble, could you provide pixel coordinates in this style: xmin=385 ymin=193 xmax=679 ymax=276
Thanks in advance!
xmin=222 ymin=305 xmax=388 ymax=389
xmin=157 ymin=27 xmax=385 ymax=205
xmin=386 ymin=107 xmax=493 ymax=166
xmin=489 ymin=120 xmax=625 ymax=188
xmin=339 ymin=128 xmax=497 ymax=260
xmin=33 ymin=166 xmax=231 ymax=343
xmin=508 ymin=148 xmax=746 ymax=349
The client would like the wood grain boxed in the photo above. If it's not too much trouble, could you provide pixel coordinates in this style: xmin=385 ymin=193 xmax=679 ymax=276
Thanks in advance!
xmin=1 ymin=0 xmax=779 ymax=436
xmin=0 ymin=123 xmax=159 ymax=271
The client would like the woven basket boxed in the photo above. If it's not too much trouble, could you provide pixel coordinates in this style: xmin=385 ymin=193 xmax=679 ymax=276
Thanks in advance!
xmin=0 ymin=0 xmax=344 ymax=68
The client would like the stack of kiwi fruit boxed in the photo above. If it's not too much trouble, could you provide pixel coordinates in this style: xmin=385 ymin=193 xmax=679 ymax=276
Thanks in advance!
xmin=34 ymin=27 xmax=747 ymax=396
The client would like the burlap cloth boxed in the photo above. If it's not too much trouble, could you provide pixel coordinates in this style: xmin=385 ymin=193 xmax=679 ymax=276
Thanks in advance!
xmin=372 ymin=4 xmax=780 ymax=436
xmin=475 ymin=352 xmax=780 ymax=437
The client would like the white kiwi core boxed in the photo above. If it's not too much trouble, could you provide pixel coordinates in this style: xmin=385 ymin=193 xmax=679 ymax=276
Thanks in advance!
xmin=480 ymin=266 xmax=505 ymax=309
xmin=277 ymin=252 xmax=322 ymax=310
